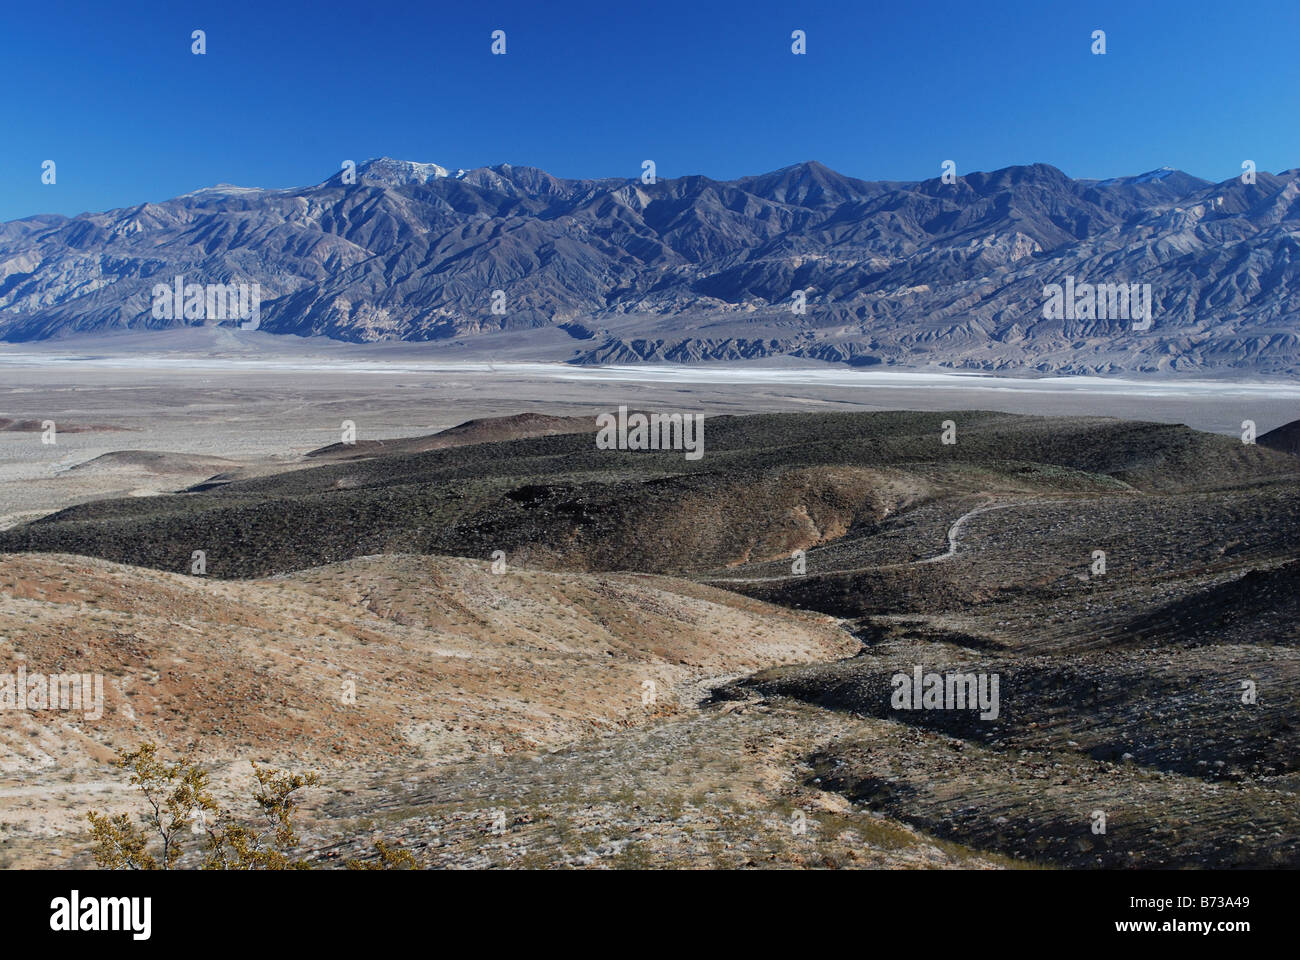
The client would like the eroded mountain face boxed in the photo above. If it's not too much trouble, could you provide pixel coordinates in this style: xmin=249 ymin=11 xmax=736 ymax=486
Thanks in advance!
xmin=3 ymin=159 xmax=1299 ymax=375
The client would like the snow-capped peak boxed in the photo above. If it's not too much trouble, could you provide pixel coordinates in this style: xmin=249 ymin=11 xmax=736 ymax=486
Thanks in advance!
xmin=352 ymin=158 xmax=451 ymax=185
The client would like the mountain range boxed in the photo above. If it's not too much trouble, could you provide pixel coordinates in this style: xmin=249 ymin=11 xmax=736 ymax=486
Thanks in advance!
xmin=3 ymin=157 xmax=1300 ymax=375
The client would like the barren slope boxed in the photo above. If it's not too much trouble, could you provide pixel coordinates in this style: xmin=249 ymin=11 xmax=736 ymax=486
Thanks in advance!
xmin=0 ymin=551 xmax=852 ymax=770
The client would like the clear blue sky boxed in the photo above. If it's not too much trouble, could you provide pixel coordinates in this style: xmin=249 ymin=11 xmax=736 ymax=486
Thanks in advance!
xmin=5 ymin=0 xmax=1298 ymax=221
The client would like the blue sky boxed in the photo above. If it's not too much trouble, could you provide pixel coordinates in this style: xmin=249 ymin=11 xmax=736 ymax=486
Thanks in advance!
xmin=5 ymin=0 xmax=1298 ymax=221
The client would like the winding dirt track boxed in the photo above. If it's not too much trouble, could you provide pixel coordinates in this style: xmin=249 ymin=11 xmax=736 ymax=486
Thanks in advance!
xmin=911 ymin=501 xmax=1034 ymax=565
xmin=707 ymin=498 xmax=1060 ymax=584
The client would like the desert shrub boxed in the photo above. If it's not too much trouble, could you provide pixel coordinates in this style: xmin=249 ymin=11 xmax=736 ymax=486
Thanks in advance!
xmin=86 ymin=742 xmax=414 ymax=869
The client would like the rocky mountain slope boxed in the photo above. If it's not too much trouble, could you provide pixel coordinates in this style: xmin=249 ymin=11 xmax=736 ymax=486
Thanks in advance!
xmin=0 ymin=549 xmax=852 ymax=868
xmin=3 ymin=159 xmax=1300 ymax=374
xmin=3 ymin=410 xmax=1297 ymax=868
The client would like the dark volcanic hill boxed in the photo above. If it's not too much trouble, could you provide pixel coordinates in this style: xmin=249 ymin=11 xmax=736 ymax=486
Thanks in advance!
xmin=3 ymin=409 xmax=1297 ymax=580
xmin=3 ymin=158 xmax=1300 ymax=374
xmin=1260 ymin=418 xmax=1300 ymax=456
xmin=304 ymin=412 xmax=598 ymax=461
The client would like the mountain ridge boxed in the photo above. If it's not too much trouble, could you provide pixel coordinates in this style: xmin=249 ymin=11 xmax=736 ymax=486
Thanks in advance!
xmin=2 ymin=158 xmax=1298 ymax=375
